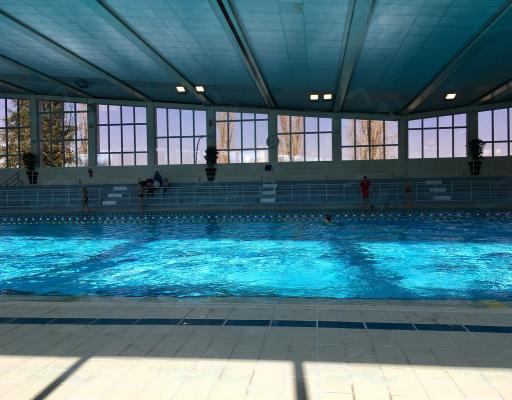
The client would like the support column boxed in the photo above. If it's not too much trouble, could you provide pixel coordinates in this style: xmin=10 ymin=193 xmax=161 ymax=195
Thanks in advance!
xmin=332 ymin=116 xmax=341 ymax=162
xmin=29 ymin=95 xmax=38 ymax=156
xmin=467 ymin=109 xmax=478 ymax=142
xmin=206 ymin=108 xmax=216 ymax=148
xmin=87 ymin=103 xmax=97 ymax=166
xmin=398 ymin=117 xmax=407 ymax=178
xmin=146 ymin=103 xmax=156 ymax=165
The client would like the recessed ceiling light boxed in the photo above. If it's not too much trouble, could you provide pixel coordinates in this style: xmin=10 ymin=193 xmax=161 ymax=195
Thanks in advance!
xmin=323 ymin=93 xmax=333 ymax=101
xmin=309 ymin=93 xmax=319 ymax=101
xmin=176 ymin=85 xmax=186 ymax=93
xmin=195 ymin=86 xmax=205 ymax=93
xmin=445 ymin=93 xmax=456 ymax=100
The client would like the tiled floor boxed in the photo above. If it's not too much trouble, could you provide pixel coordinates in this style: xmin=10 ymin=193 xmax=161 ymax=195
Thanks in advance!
xmin=0 ymin=297 xmax=511 ymax=400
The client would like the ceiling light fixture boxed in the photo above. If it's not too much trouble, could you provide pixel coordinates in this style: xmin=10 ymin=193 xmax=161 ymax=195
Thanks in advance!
xmin=176 ymin=85 xmax=186 ymax=93
xmin=445 ymin=93 xmax=456 ymax=100
xmin=323 ymin=93 xmax=333 ymax=101
xmin=309 ymin=93 xmax=319 ymax=101
xmin=195 ymin=86 xmax=205 ymax=93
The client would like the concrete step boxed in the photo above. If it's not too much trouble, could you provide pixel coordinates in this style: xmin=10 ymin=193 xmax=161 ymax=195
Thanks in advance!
xmin=425 ymin=180 xmax=442 ymax=185
xmin=101 ymin=200 xmax=117 ymax=206
xmin=262 ymin=183 xmax=277 ymax=189
xmin=261 ymin=190 xmax=276 ymax=196
xmin=433 ymin=195 xmax=451 ymax=201
xmin=107 ymin=193 xmax=123 ymax=198
xmin=260 ymin=198 xmax=276 ymax=203
xmin=429 ymin=187 xmax=447 ymax=193
xmin=113 ymin=186 xmax=128 ymax=192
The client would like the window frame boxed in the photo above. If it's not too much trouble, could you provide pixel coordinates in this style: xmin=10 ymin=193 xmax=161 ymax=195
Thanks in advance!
xmin=478 ymin=108 xmax=512 ymax=157
xmin=277 ymin=114 xmax=332 ymax=163
xmin=216 ymin=111 xmax=269 ymax=164
xmin=407 ymin=114 xmax=467 ymax=159
xmin=156 ymin=107 xmax=207 ymax=165
xmin=341 ymin=118 xmax=399 ymax=161
xmin=0 ymin=98 xmax=31 ymax=168
xmin=38 ymin=100 xmax=88 ymax=167
xmin=96 ymin=104 xmax=148 ymax=166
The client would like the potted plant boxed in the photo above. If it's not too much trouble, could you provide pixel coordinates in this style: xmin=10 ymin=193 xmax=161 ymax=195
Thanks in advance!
xmin=204 ymin=146 xmax=218 ymax=182
xmin=22 ymin=152 xmax=39 ymax=185
xmin=468 ymin=138 xmax=485 ymax=176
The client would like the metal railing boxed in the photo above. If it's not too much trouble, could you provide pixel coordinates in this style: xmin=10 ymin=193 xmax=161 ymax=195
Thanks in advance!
xmin=0 ymin=179 xmax=511 ymax=210
xmin=0 ymin=170 xmax=22 ymax=189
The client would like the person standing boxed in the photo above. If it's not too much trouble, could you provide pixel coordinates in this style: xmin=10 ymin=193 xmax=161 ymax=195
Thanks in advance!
xmin=360 ymin=176 xmax=371 ymax=207
xmin=81 ymin=186 xmax=89 ymax=213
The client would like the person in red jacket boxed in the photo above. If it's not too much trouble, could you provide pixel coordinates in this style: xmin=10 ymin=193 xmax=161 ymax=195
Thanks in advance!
xmin=360 ymin=176 xmax=370 ymax=207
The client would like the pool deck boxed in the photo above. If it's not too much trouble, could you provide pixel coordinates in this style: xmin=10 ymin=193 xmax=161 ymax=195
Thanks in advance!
xmin=0 ymin=297 xmax=511 ymax=400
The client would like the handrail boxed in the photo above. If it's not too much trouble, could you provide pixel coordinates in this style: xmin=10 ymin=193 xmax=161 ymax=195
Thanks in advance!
xmin=0 ymin=179 xmax=512 ymax=210
xmin=0 ymin=169 xmax=22 ymax=189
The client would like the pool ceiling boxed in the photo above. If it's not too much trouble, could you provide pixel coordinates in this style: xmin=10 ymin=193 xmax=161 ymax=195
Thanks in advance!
xmin=0 ymin=0 xmax=511 ymax=114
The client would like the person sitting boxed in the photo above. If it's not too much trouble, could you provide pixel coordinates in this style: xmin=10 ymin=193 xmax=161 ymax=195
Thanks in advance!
xmin=153 ymin=171 xmax=163 ymax=187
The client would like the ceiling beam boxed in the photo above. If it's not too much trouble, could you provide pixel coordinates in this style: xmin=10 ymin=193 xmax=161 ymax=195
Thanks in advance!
xmin=333 ymin=0 xmax=375 ymax=112
xmin=93 ymin=0 xmax=212 ymax=105
xmin=401 ymin=1 xmax=512 ymax=115
xmin=0 ymin=8 xmax=151 ymax=102
xmin=475 ymin=78 xmax=512 ymax=105
xmin=0 ymin=78 xmax=34 ymax=94
xmin=210 ymin=0 xmax=276 ymax=109
xmin=0 ymin=54 xmax=90 ymax=97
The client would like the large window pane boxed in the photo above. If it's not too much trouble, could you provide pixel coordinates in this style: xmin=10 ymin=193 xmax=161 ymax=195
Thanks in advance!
xmin=494 ymin=109 xmax=508 ymax=141
xmin=478 ymin=111 xmax=492 ymax=141
xmin=305 ymin=134 xmax=318 ymax=161
xmin=408 ymin=131 xmax=422 ymax=159
xmin=438 ymin=129 xmax=453 ymax=158
xmin=423 ymin=129 xmax=437 ymax=158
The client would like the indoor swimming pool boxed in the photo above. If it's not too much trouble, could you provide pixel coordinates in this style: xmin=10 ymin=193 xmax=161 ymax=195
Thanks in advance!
xmin=1 ymin=212 xmax=511 ymax=299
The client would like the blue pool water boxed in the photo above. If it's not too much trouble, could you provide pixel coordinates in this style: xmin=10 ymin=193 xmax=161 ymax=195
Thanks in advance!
xmin=1 ymin=216 xmax=511 ymax=299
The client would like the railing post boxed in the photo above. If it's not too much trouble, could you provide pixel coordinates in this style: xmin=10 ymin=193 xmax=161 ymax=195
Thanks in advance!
xmin=37 ymin=190 xmax=39 ymax=208
xmin=451 ymin=181 xmax=453 ymax=201
xmin=470 ymin=182 xmax=473 ymax=201
xmin=489 ymin=181 xmax=492 ymax=201
xmin=67 ymin=189 xmax=70 ymax=207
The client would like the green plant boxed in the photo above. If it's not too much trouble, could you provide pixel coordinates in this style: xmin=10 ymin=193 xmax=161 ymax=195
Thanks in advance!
xmin=21 ymin=152 xmax=38 ymax=171
xmin=468 ymin=138 xmax=485 ymax=160
xmin=204 ymin=146 xmax=218 ymax=167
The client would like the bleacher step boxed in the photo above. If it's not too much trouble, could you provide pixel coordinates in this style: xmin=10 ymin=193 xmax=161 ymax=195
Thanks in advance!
xmin=113 ymin=186 xmax=128 ymax=192
xmin=101 ymin=200 xmax=117 ymax=206
xmin=433 ymin=196 xmax=451 ymax=201
xmin=260 ymin=198 xmax=276 ymax=203
xmin=107 ymin=193 xmax=123 ymax=198
xmin=425 ymin=180 xmax=442 ymax=185
xmin=262 ymin=183 xmax=277 ymax=189
xmin=429 ymin=187 xmax=447 ymax=193
xmin=262 ymin=190 xmax=276 ymax=196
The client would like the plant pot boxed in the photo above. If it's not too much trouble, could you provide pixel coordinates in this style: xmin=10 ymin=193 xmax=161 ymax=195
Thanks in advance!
xmin=468 ymin=160 xmax=482 ymax=176
xmin=26 ymin=170 xmax=38 ymax=185
xmin=205 ymin=166 xmax=216 ymax=182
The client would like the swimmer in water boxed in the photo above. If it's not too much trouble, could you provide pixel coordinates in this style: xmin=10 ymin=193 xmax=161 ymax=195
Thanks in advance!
xmin=323 ymin=213 xmax=332 ymax=224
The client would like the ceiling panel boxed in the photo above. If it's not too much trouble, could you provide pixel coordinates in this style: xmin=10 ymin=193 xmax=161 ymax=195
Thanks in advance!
xmin=0 ymin=0 xmax=200 ymax=102
xmin=104 ymin=0 xmax=265 ymax=107
xmin=344 ymin=0 xmax=506 ymax=113
xmin=232 ymin=0 xmax=350 ymax=110
xmin=416 ymin=7 xmax=512 ymax=112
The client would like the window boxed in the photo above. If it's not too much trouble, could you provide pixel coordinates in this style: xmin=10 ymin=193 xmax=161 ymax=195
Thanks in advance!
xmin=407 ymin=114 xmax=466 ymax=159
xmin=156 ymin=108 xmax=206 ymax=165
xmin=39 ymin=101 xmax=88 ymax=167
xmin=478 ymin=108 xmax=512 ymax=157
xmin=97 ymin=105 xmax=147 ymax=166
xmin=341 ymin=119 xmax=398 ymax=160
xmin=277 ymin=115 xmax=332 ymax=162
xmin=0 ymin=98 xmax=30 ymax=168
xmin=216 ymin=112 xmax=268 ymax=163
